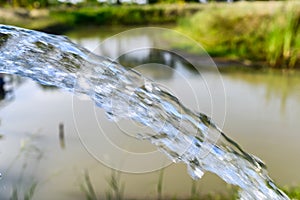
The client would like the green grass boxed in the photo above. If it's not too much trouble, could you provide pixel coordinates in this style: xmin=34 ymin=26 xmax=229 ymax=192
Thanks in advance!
xmin=50 ymin=3 xmax=202 ymax=26
xmin=80 ymin=171 xmax=98 ymax=200
xmin=78 ymin=169 xmax=300 ymax=200
xmin=177 ymin=1 xmax=300 ymax=69
xmin=105 ymin=170 xmax=125 ymax=200
xmin=266 ymin=8 xmax=300 ymax=68
xmin=2 ymin=2 xmax=299 ymax=69
xmin=283 ymin=186 xmax=300 ymax=199
xmin=157 ymin=169 xmax=164 ymax=200
xmin=0 ymin=3 xmax=203 ymax=32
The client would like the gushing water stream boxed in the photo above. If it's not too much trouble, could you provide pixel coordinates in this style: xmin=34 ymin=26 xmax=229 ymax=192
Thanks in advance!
xmin=0 ymin=25 xmax=290 ymax=199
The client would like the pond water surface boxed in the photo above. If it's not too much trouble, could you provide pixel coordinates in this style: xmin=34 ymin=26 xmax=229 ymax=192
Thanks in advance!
xmin=0 ymin=26 xmax=300 ymax=199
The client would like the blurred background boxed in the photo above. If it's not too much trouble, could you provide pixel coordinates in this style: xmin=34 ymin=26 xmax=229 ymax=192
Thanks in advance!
xmin=0 ymin=0 xmax=300 ymax=199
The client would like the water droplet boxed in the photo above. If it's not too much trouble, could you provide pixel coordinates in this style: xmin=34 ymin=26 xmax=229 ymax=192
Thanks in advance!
xmin=144 ymin=80 xmax=153 ymax=92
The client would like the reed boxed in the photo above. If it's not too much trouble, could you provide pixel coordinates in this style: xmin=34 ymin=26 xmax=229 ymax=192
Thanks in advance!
xmin=178 ymin=1 xmax=300 ymax=69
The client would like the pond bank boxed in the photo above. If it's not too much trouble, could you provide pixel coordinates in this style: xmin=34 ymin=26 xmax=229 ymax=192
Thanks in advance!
xmin=171 ymin=49 xmax=265 ymax=70
xmin=0 ymin=2 xmax=299 ymax=69
xmin=177 ymin=1 xmax=300 ymax=69
xmin=0 ymin=4 xmax=202 ymax=33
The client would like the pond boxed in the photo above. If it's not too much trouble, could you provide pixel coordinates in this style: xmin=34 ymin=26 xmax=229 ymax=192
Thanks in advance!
xmin=0 ymin=26 xmax=300 ymax=199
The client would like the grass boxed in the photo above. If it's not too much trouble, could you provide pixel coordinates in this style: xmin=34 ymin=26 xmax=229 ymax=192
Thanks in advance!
xmin=1 ymin=2 xmax=299 ymax=69
xmin=105 ymin=170 xmax=125 ymax=200
xmin=10 ymin=182 xmax=38 ymax=200
xmin=51 ymin=4 xmax=202 ymax=26
xmin=266 ymin=8 xmax=300 ymax=68
xmin=78 ymin=169 xmax=300 ymax=200
xmin=157 ymin=169 xmax=164 ymax=200
xmin=80 ymin=170 xmax=125 ymax=200
xmin=81 ymin=171 xmax=98 ymax=200
xmin=283 ymin=186 xmax=300 ymax=200
xmin=177 ymin=1 xmax=300 ymax=69
xmin=0 ymin=3 xmax=203 ymax=33
xmin=5 ymin=131 xmax=43 ymax=200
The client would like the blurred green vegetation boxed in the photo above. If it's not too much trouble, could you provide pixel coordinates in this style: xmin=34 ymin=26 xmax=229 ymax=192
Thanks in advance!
xmin=78 ymin=169 xmax=300 ymax=200
xmin=0 ymin=0 xmax=50 ymax=8
xmin=0 ymin=1 xmax=299 ymax=69
xmin=283 ymin=186 xmax=300 ymax=200
xmin=0 ymin=3 xmax=203 ymax=32
xmin=51 ymin=4 xmax=202 ymax=26
xmin=0 ymin=0 xmax=291 ymax=8
xmin=177 ymin=1 xmax=300 ymax=69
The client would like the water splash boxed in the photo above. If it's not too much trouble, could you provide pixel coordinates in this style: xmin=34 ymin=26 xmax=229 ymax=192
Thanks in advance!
xmin=0 ymin=25 xmax=289 ymax=199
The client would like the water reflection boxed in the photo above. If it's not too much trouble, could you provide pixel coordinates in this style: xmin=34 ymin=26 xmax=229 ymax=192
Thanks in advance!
xmin=69 ymin=27 xmax=200 ymax=79
xmin=117 ymin=48 xmax=197 ymax=75
xmin=68 ymin=27 xmax=300 ymax=111
xmin=0 ymin=74 xmax=5 ymax=101
xmin=0 ymin=74 xmax=15 ymax=103
xmin=1 ymin=131 xmax=43 ymax=200
xmin=0 ymin=74 xmax=24 ymax=107
xmin=59 ymin=123 xmax=65 ymax=149
xmin=38 ymin=84 xmax=59 ymax=91
xmin=118 ymin=48 xmax=176 ymax=68
xmin=224 ymin=71 xmax=300 ymax=114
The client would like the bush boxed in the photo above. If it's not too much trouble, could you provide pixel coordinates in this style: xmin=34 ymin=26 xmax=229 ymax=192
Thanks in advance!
xmin=178 ymin=1 xmax=300 ymax=69
xmin=51 ymin=4 xmax=202 ymax=26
